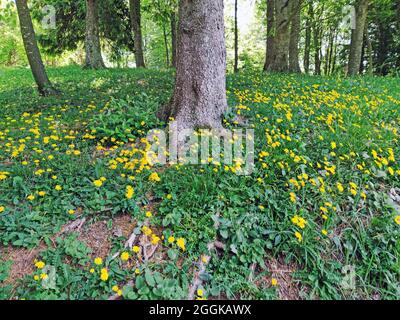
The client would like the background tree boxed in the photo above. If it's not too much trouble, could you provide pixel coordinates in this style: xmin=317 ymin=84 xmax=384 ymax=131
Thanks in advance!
xmin=84 ymin=0 xmax=105 ymax=68
xmin=129 ymin=0 xmax=146 ymax=67
xmin=348 ymin=0 xmax=369 ymax=76
xmin=15 ymin=0 xmax=57 ymax=95
xmin=289 ymin=0 xmax=302 ymax=73
xmin=157 ymin=0 xmax=228 ymax=130
xmin=234 ymin=0 xmax=239 ymax=73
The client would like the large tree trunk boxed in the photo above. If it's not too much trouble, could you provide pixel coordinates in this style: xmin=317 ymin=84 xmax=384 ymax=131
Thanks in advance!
xmin=129 ymin=0 xmax=146 ymax=68
xmin=157 ymin=0 xmax=228 ymax=131
xmin=234 ymin=0 xmax=239 ymax=73
xmin=263 ymin=0 xmax=275 ymax=71
xmin=289 ymin=0 xmax=301 ymax=73
xmin=348 ymin=0 xmax=369 ymax=76
xmin=15 ymin=0 xmax=57 ymax=96
xmin=268 ymin=0 xmax=290 ymax=72
xmin=85 ymin=0 xmax=105 ymax=69
xmin=303 ymin=3 xmax=312 ymax=73
xmin=171 ymin=10 xmax=177 ymax=68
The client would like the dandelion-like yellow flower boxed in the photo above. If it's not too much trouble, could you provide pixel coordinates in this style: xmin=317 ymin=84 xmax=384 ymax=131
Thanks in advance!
xmin=176 ymin=238 xmax=186 ymax=251
xmin=120 ymin=252 xmax=130 ymax=261
xmin=126 ymin=185 xmax=134 ymax=199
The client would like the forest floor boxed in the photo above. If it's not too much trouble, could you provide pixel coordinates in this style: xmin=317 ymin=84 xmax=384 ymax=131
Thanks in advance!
xmin=0 ymin=66 xmax=399 ymax=300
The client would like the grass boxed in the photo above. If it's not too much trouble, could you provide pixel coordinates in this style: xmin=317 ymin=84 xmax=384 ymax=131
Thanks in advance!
xmin=0 ymin=65 xmax=399 ymax=300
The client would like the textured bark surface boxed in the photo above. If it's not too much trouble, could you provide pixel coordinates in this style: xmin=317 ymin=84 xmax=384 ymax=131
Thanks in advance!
xmin=303 ymin=5 xmax=311 ymax=74
xmin=171 ymin=11 xmax=177 ymax=68
xmin=15 ymin=0 xmax=57 ymax=96
xmin=264 ymin=0 xmax=276 ymax=71
xmin=234 ymin=0 xmax=239 ymax=73
xmin=348 ymin=0 xmax=369 ymax=76
xmin=267 ymin=0 xmax=290 ymax=72
xmin=289 ymin=0 xmax=301 ymax=73
xmin=85 ymin=0 xmax=105 ymax=69
xmin=157 ymin=0 xmax=228 ymax=130
xmin=129 ymin=0 xmax=146 ymax=68
xmin=311 ymin=4 xmax=321 ymax=75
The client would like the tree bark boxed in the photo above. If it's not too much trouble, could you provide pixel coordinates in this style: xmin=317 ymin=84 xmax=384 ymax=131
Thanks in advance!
xmin=268 ymin=0 xmax=290 ymax=72
xmin=156 ymin=0 xmax=228 ymax=131
xmin=264 ymin=0 xmax=275 ymax=71
xmin=15 ymin=0 xmax=57 ymax=96
xmin=311 ymin=5 xmax=321 ymax=76
xmin=303 ymin=3 xmax=312 ymax=74
xmin=348 ymin=0 xmax=369 ymax=76
xmin=289 ymin=0 xmax=301 ymax=73
xmin=129 ymin=0 xmax=145 ymax=68
xmin=163 ymin=23 xmax=170 ymax=66
xmin=85 ymin=0 xmax=105 ymax=69
xmin=234 ymin=0 xmax=239 ymax=73
xmin=171 ymin=10 xmax=177 ymax=68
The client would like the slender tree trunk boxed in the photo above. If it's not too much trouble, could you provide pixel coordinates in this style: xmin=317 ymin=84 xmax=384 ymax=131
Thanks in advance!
xmin=289 ymin=0 xmax=301 ymax=73
xmin=311 ymin=7 xmax=321 ymax=75
xmin=171 ymin=11 xmax=177 ymax=68
xmin=264 ymin=0 xmax=275 ymax=71
xmin=162 ymin=23 xmax=170 ymax=67
xmin=85 ymin=0 xmax=105 ymax=69
xmin=15 ymin=0 xmax=57 ymax=96
xmin=268 ymin=0 xmax=290 ymax=72
xmin=129 ymin=0 xmax=146 ymax=68
xmin=303 ymin=3 xmax=312 ymax=74
xmin=234 ymin=0 xmax=239 ymax=73
xmin=157 ymin=0 xmax=228 ymax=131
xmin=365 ymin=25 xmax=373 ymax=74
xmin=327 ymin=29 xmax=335 ymax=76
xmin=348 ymin=0 xmax=369 ymax=76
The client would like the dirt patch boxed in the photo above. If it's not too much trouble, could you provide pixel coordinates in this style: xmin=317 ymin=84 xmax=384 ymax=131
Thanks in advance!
xmin=0 ymin=243 xmax=46 ymax=287
xmin=77 ymin=220 xmax=111 ymax=259
xmin=258 ymin=257 xmax=303 ymax=300
xmin=112 ymin=214 xmax=137 ymax=238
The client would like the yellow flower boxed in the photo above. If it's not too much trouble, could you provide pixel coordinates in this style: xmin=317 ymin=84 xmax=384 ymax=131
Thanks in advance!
xmin=168 ymin=236 xmax=175 ymax=244
xmin=134 ymin=268 xmax=140 ymax=274
xmin=89 ymin=268 xmax=95 ymax=273
xmin=395 ymin=215 xmax=400 ymax=225
xmin=68 ymin=209 xmax=75 ymax=215
xmin=55 ymin=185 xmax=62 ymax=191
xmin=35 ymin=261 xmax=45 ymax=269
xmin=126 ymin=185 xmax=134 ymax=199
xmin=0 ymin=206 xmax=4 ymax=213
xmin=132 ymin=246 xmax=140 ymax=253
xmin=112 ymin=285 xmax=119 ymax=293
xmin=271 ymin=278 xmax=278 ymax=286
xmin=166 ymin=194 xmax=172 ymax=199
xmin=321 ymin=229 xmax=328 ymax=236
xmin=197 ymin=289 xmax=204 ymax=296
xmin=145 ymin=211 xmax=152 ymax=218
xmin=34 ymin=275 xmax=40 ymax=281
xmin=40 ymin=273 xmax=48 ymax=280
xmin=337 ymin=182 xmax=344 ymax=193
xmin=331 ymin=142 xmax=337 ymax=149
xmin=38 ymin=191 xmax=46 ymax=197
xmin=27 ymin=195 xmax=35 ymax=201
xmin=294 ymin=231 xmax=302 ymax=242
xmin=120 ymin=251 xmax=130 ymax=261
xmin=93 ymin=179 xmax=103 ymax=187
xmin=94 ymin=257 xmax=103 ymax=265
xmin=100 ymin=268 xmax=109 ymax=281
xmin=149 ymin=172 xmax=161 ymax=182
xmin=151 ymin=235 xmax=160 ymax=245
xmin=289 ymin=192 xmax=297 ymax=203
xmin=176 ymin=238 xmax=186 ymax=251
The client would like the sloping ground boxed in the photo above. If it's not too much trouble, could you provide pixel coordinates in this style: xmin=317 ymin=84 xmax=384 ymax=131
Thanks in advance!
xmin=0 ymin=67 xmax=400 ymax=300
